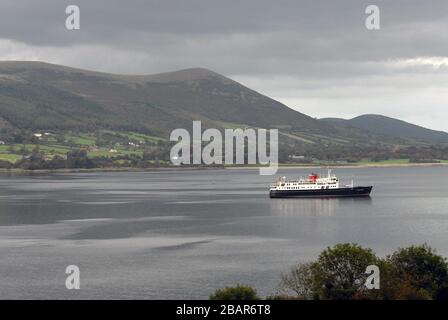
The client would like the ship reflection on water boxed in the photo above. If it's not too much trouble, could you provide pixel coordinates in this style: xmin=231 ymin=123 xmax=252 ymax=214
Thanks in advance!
xmin=270 ymin=197 xmax=373 ymax=217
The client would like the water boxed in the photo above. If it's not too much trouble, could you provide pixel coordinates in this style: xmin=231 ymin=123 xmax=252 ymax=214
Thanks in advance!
xmin=0 ymin=167 xmax=447 ymax=299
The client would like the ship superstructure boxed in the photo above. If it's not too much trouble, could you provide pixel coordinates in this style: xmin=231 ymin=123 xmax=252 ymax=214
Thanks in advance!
xmin=269 ymin=170 xmax=372 ymax=198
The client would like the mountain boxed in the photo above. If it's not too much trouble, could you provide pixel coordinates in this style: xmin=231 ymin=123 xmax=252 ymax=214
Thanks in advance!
xmin=321 ymin=115 xmax=448 ymax=145
xmin=0 ymin=61 xmax=331 ymax=137
xmin=1 ymin=61 xmax=446 ymax=149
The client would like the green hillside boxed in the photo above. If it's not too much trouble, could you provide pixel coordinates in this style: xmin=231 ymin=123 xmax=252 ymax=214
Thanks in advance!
xmin=0 ymin=61 xmax=330 ymax=136
xmin=321 ymin=115 xmax=448 ymax=145
xmin=349 ymin=114 xmax=448 ymax=144
xmin=0 ymin=61 xmax=447 ymax=169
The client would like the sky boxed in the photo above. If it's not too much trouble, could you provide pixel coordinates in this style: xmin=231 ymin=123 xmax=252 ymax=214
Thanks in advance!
xmin=0 ymin=0 xmax=447 ymax=131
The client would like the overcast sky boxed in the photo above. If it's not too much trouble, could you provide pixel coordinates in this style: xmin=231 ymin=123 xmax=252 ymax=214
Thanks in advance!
xmin=1 ymin=0 xmax=447 ymax=131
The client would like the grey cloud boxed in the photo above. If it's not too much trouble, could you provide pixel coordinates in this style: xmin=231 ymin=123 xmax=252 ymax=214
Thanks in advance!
xmin=0 ymin=0 xmax=447 ymax=130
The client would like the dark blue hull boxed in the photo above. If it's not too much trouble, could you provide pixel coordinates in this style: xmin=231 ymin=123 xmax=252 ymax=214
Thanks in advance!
xmin=269 ymin=186 xmax=373 ymax=198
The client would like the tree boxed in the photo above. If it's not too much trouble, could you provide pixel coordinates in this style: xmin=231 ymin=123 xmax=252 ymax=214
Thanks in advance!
xmin=32 ymin=145 xmax=40 ymax=156
xmin=387 ymin=244 xmax=448 ymax=298
xmin=15 ymin=151 xmax=46 ymax=170
xmin=210 ymin=285 xmax=259 ymax=300
xmin=18 ymin=144 xmax=27 ymax=155
xmin=311 ymin=243 xmax=379 ymax=300
xmin=66 ymin=149 xmax=94 ymax=168
xmin=46 ymin=155 xmax=67 ymax=169
xmin=277 ymin=243 xmax=448 ymax=300
xmin=278 ymin=262 xmax=314 ymax=299
xmin=0 ymin=159 xmax=12 ymax=169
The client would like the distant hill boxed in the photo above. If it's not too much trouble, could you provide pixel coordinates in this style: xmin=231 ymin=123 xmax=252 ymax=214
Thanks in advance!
xmin=0 ymin=61 xmax=330 ymax=137
xmin=1 ymin=61 xmax=446 ymax=149
xmin=321 ymin=114 xmax=448 ymax=145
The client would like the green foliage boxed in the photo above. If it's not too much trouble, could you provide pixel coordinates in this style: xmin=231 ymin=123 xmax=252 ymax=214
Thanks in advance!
xmin=2 ymin=61 xmax=448 ymax=163
xmin=210 ymin=285 xmax=260 ymax=300
xmin=0 ymin=127 xmax=176 ymax=169
xmin=0 ymin=153 xmax=21 ymax=163
xmin=0 ymin=159 xmax=13 ymax=168
xmin=2 ymin=62 xmax=448 ymax=168
xmin=277 ymin=243 xmax=448 ymax=300
xmin=311 ymin=243 xmax=378 ymax=300
xmin=278 ymin=262 xmax=315 ymax=299
xmin=387 ymin=244 xmax=448 ymax=298
xmin=67 ymin=149 xmax=94 ymax=169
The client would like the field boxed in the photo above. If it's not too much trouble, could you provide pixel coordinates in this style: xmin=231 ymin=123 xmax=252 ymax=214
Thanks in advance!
xmin=0 ymin=130 xmax=164 ymax=164
xmin=357 ymin=159 xmax=411 ymax=165
xmin=1 ymin=129 xmax=447 ymax=168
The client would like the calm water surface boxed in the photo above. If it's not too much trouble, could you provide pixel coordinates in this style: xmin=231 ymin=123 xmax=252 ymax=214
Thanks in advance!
xmin=0 ymin=167 xmax=447 ymax=299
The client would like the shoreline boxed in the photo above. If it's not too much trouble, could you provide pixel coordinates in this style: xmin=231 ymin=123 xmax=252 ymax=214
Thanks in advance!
xmin=267 ymin=162 xmax=448 ymax=169
xmin=0 ymin=162 xmax=447 ymax=175
xmin=0 ymin=166 xmax=224 ymax=176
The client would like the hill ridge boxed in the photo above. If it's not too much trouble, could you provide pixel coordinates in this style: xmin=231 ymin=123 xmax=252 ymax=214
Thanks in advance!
xmin=321 ymin=114 xmax=448 ymax=144
xmin=1 ymin=61 xmax=447 ymax=146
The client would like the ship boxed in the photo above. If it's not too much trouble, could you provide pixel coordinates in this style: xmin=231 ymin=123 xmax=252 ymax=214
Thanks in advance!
xmin=269 ymin=170 xmax=372 ymax=198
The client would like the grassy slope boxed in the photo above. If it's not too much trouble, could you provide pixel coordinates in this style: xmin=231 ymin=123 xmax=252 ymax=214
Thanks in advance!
xmin=1 ymin=62 xmax=447 ymax=168
xmin=0 ymin=130 xmax=161 ymax=163
xmin=0 ymin=61 xmax=331 ymax=138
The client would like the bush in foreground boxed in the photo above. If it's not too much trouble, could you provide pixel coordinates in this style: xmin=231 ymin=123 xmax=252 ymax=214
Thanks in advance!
xmin=383 ymin=244 xmax=448 ymax=299
xmin=210 ymin=244 xmax=448 ymax=300
xmin=275 ymin=243 xmax=448 ymax=300
xmin=210 ymin=285 xmax=260 ymax=300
